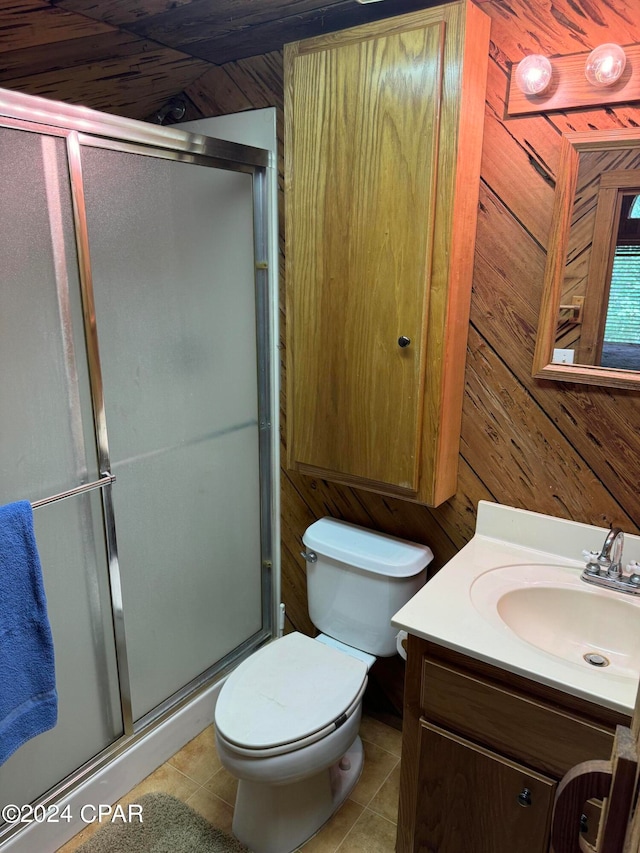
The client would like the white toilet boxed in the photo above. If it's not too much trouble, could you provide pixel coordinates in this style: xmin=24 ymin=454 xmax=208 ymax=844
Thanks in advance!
xmin=214 ymin=517 xmax=433 ymax=853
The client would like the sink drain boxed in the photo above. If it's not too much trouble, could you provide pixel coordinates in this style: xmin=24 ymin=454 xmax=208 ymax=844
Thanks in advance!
xmin=583 ymin=652 xmax=610 ymax=667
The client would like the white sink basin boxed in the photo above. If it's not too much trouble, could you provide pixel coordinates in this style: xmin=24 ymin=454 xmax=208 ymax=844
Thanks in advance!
xmin=392 ymin=502 xmax=640 ymax=714
xmin=470 ymin=564 xmax=640 ymax=680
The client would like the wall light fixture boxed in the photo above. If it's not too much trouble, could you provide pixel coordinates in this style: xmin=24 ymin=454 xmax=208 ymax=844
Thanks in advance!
xmin=515 ymin=54 xmax=552 ymax=95
xmin=507 ymin=42 xmax=640 ymax=116
xmin=584 ymin=43 xmax=627 ymax=88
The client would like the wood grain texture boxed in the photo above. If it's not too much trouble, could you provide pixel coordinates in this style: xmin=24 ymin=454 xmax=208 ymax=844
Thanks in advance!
xmin=551 ymin=725 xmax=638 ymax=853
xmin=551 ymin=760 xmax=612 ymax=853
xmin=597 ymin=726 xmax=638 ymax=853
xmin=285 ymin=19 xmax=446 ymax=493
xmin=0 ymin=0 xmax=111 ymax=54
xmin=508 ymin=44 xmax=640 ymax=117
xmin=285 ymin=1 xmax=490 ymax=506
xmin=0 ymin=0 xmax=211 ymax=119
xmin=5 ymin=0 xmax=637 ymax=724
xmin=398 ymin=637 xmax=629 ymax=853
xmin=416 ymin=721 xmax=556 ymax=853
xmin=177 ymin=0 xmax=640 ymax=722
xmin=55 ymin=0 xmax=450 ymax=65
xmin=534 ymin=131 xmax=640 ymax=387
xmin=421 ymin=658 xmax=616 ymax=779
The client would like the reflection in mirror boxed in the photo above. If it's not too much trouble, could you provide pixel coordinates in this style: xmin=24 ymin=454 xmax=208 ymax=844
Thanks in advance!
xmin=600 ymin=193 xmax=640 ymax=370
xmin=533 ymin=129 xmax=640 ymax=390
xmin=555 ymin=152 xmax=640 ymax=369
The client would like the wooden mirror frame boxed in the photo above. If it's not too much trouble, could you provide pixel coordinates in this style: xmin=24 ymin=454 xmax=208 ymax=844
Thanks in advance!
xmin=533 ymin=128 xmax=640 ymax=390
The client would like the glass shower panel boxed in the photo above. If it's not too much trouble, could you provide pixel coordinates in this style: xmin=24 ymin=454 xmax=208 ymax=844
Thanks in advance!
xmin=0 ymin=128 xmax=122 ymax=808
xmin=0 ymin=494 xmax=122 ymax=808
xmin=0 ymin=128 xmax=97 ymax=499
xmin=81 ymin=146 xmax=263 ymax=721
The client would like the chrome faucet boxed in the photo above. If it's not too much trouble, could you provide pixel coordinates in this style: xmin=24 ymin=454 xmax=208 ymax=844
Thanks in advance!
xmin=598 ymin=527 xmax=624 ymax=577
xmin=581 ymin=527 xmax=640 ymax=595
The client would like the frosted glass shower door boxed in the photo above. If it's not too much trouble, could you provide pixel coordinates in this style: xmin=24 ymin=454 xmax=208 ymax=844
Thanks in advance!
xmin=81 ymin=145 xmax=265 ymax=722
xmin=0 ymin=127 xmax=122 ymax=808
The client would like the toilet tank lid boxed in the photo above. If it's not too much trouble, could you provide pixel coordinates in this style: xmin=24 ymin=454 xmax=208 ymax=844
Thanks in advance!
xmin=303 ymin=518 xmax=433 ymax=578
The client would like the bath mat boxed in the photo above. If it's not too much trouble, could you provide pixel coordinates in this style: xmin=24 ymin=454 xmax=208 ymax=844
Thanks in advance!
xmin=75 ymin=792 xmax=248 ymax=853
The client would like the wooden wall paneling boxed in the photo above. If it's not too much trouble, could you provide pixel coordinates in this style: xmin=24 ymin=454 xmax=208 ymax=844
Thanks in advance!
xmin=482 ymin=60 xmax=559 ymax=248
xmin=479 ymin=188 xmax=640 ymax=524
xmin=186 ymin=69 xmax=259 ymax=116
xmin=283 ymin=463 xmax=464 ymax=575
xmin=482 ymin=0 xmax=639 ymax=74
xmin=179 ymin=1 xmax=640 ymax=716
xmin=544 ymin=104 xmax=640 ymax=136
xmin=279 ymin=546 xmax=315 ymax=636
xmin=187 ymin=52 xmax=284 ymax=115
xmin=428 ymin=459 xmax=495 ymax=550
xmin=473 ymin=185 xmax=545 ymax=363
xmin=507 ymin=45 xmax=640 ymax=117
xmin=473 ymin=183 xmax=640 ymax=529
xmin=485 ymin=54 xmax=561 ymax=177
xmin=206 ymin=2 xmax=636 ymax=740
xmin=462 ymin=327 xmax=636 ymax=527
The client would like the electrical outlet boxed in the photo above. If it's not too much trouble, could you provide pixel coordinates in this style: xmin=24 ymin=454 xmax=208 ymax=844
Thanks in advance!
xmin=553 ymin=348 xmax=575 ymax=364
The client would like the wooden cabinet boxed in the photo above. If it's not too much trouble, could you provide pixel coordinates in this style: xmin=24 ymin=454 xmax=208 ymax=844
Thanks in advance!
xmin=417 ymin=722 xmax=555 ymax=853
xmin=397 ymin=635 xmax=631 ymax=852
xmin=284 ymin=1 xmax=490 ymax=506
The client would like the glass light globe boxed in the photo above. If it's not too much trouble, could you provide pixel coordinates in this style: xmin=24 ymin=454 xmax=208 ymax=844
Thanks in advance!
xmin=584 ymin=43 xmax=626 ymax=87
xmin=515 ymin=54 xmax=552 ymax=96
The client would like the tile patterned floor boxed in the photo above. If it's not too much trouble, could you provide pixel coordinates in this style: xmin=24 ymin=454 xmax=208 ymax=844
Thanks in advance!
xmin=56 ymin=715 xmax=402 ymax=853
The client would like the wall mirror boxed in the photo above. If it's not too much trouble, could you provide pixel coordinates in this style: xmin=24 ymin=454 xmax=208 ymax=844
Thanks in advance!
xmin=533 ymin=128 xmax=640 ymax=390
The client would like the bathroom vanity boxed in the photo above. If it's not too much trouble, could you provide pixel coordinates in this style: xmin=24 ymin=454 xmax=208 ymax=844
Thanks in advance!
xmin=392 ymin=502 xmax=640 ymax=853
xmin=396 ymin=635 xmax=627 ymax=852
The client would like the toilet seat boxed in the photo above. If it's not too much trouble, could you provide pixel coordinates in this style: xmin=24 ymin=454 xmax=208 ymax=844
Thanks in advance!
xmin=215 ymin=632 xmax=368 ymax=757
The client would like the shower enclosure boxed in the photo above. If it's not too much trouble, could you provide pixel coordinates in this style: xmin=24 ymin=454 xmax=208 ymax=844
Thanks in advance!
xmin=0 ymin=89 xmax=278 ymax=846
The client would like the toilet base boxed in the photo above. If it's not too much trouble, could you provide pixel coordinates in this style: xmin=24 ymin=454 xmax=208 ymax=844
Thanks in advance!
xmin=231 ymin=735 xmax=364 ymax=853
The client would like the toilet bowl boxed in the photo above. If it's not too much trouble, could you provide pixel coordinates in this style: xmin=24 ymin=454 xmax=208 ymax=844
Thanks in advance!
xmin=214 ymin=518 xmax=433 ymax=853
xmin=215 ymin=631 xmax=370 ymax=853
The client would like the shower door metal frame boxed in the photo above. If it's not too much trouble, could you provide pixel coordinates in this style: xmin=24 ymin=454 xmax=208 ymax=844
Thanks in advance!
xmin=0 ymin=86 xmax=277 ymax=834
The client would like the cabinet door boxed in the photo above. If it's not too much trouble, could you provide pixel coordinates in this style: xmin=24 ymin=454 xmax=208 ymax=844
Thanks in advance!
xmin=415 ymin=721 xmax=556 ymax=853
xmin=285 ymin=21 xmax=445 ymax=494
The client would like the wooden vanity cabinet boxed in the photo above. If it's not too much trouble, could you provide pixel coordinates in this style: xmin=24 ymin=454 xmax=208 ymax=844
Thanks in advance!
xmin=397 ymin=635 xmax=631 ymax=853
xmin=417 ymin=722 xmax=556 ymax=852
xmin=284 ymin=1 xmax=490 ymax=507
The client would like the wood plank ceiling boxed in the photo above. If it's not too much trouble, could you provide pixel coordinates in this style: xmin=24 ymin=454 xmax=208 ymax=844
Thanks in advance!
xmin=52 ymin=0 xmax=444 ymax=64
xmin=0 ymin=0 xmax=442 ymax=120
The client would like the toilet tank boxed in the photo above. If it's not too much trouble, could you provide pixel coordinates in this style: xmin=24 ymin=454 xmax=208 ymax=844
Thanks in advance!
xmin=302 ymin=518 xmax=433 ymax=657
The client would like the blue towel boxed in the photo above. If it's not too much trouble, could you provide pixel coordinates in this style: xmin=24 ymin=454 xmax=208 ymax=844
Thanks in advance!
xmin=0 ymin=501 xmax=57 ymax=765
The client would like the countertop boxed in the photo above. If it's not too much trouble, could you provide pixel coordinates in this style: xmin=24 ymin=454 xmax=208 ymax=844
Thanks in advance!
xmin=392 ymin=501 xmax=640 ymax=715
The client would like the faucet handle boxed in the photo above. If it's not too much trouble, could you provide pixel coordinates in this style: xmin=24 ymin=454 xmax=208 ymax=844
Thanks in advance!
xmin=582 ymin=550 xmax=602 ymax=573
xmin=627 ymin=560 xmax=640 ymax=584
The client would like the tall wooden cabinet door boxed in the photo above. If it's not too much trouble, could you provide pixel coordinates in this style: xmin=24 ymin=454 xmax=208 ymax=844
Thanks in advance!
xmin=285 ymin=21 xmax=445 ymax=495
xmin=415 ymin=722 xmax=556 ymax=853
xmin=285 ymin=1 xmax=491 ymax=506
